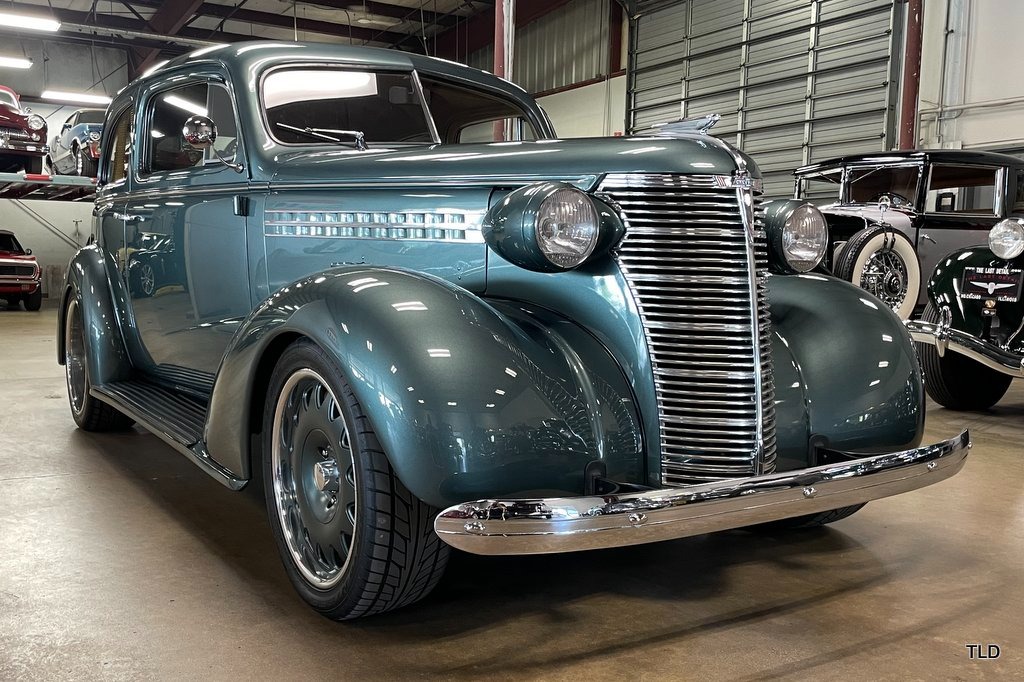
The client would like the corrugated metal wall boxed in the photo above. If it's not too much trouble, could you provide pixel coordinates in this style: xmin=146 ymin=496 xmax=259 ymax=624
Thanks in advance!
xmin=467 ymin=0 xmax=611 ymax=94
xmin=629 ymin=0 xmax=903 ymax=195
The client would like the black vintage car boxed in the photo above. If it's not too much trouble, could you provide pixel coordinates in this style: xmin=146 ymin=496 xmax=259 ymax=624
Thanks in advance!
xmin=795 ymin=150 xmax=1024 ymax=320
xmin=907 ymin=214 xmax=1024 ymax=409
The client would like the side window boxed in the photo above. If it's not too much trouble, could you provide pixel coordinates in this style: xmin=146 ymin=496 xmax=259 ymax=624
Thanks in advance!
xmin=146 ymin=82 xmax=238 ymax=173
xmin=419 ymin=76 xmax=538 ymax=144
xmin=926 ymin=164 xmax=999 ymax=214
xmin=104 ymin=106 xmax=133 ymax=186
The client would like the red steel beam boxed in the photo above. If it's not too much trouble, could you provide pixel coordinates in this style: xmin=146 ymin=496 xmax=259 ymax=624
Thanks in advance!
xmin=898 ymin=0 xmax=924 ymax=149
xmin=133 ymin=0 xmax=205 ymax=76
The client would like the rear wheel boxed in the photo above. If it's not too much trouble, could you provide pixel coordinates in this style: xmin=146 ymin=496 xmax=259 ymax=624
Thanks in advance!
xmin=917 ymin=303 xmax=1012 ymax=410
xmin=752 ymin=504 xmax=866 ymax=531
xmin=835 ymin=225 xmax=920 ymax=320
xmin=64 ymin=296 xmax=135 ymax=431
xmin=262 ymin=340 xmax=449 ymax=620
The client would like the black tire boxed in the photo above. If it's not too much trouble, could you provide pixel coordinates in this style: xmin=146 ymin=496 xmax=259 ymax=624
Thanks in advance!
xmin=835 ymin=225 xmax=920 ymax=320
xmin=751 ymin=504 xmax=866 ymax=531
xmin=917 ymin=303 xmax=1012 ymax=410
xmin=23 ymin=156 xmax=43 ymax=174
xmin=63 ymin=296 xmax=135 ymax=431
xmin=262 ymin=340 xmax=449 ymax=620
xmin=74 ymin=144 xmax=98 ymax=177
xmin=23 ymin=288 xmax=42 ymax=311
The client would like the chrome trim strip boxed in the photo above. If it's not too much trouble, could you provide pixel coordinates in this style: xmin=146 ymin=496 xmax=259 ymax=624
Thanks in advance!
xmin=434 ymin=430 xmax=971 ymax=555
xmin=265 ymin=174 xmax=600 ymax=191
xmin=906 ymin=319 xmax=1024 ymax=377
xmin=263 ymin=209 xmax=485 ymax=243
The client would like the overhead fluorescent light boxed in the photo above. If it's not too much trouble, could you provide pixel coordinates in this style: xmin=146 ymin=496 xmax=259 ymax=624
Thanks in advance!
xmin=41 ymin=90 xmax=112 ymax=105
xmin=0 ymin=56 xmax=32 ymax=69
xmin=162 ymin=94 xmax=208 ymax=116
xmin=0 ymin=11 xmax=60 ymax=32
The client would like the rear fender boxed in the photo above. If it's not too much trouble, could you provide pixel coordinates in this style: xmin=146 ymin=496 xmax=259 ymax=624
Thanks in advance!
xmin=56 ymin=245 xmax=133 ymax=385
xmin=205 ymin=267 xmax=644 ymax=508
xmin=769 ymin=273 xmax=924 ymax=469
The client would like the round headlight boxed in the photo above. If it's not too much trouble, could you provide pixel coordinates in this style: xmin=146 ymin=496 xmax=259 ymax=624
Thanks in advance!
xmin=26 ymin=114 xmax=45 ymax=131
xmin=989 ymin=219 xmax=1024 ymax=260
xmin=89 ymin=131 xmax=101 ymax=141
xmin=535 ymin=187 xmax=599 ymax=269
xmin=781 ymin=204 xmax=828 ymax=272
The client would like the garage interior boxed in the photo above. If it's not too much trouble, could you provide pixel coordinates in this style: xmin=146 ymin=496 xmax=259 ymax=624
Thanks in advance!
xmin=1 ymin=0 xmax=1023 ymax=679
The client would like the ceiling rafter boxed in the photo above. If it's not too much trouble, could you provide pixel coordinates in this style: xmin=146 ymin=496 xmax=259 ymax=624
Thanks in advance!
xmin=196 ymin=3 xmax=409 ymax=45
xmin=132 ymin=0 xmax=206 ymax=75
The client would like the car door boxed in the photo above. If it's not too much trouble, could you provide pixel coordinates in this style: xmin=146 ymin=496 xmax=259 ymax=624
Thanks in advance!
xmin=915 ymin=163 xmax=1003 ymax=287
xmin=122 ymin=72 xmax=253 ymax=388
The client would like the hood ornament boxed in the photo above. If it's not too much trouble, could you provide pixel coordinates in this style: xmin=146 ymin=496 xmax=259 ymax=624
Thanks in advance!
xmin=650 ymin=113 xmax=722 ymax=137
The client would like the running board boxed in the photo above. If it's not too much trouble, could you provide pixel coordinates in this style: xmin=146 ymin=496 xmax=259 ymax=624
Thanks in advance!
xmin=91 ymin=380 xmax=246 ymax=491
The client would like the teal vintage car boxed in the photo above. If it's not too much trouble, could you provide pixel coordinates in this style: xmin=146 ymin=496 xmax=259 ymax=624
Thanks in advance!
xmin=58 ymin=41 xmax=969 ymax=620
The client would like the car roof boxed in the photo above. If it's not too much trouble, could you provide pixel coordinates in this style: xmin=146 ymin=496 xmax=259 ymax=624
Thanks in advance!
xmin=795 ymin=149 xmax=1024 ymax=175
xmin=138 ymin=41 xmax=533 ymax=102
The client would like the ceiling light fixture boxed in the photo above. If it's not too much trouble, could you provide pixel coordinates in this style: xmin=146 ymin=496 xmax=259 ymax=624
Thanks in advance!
xmin=0 ymin=11 xmax=60 ymax=32
xmin=40 ymin=90 xmax=112 ymax=105
xmin=0 ymin=56 xmax=32 ymax=69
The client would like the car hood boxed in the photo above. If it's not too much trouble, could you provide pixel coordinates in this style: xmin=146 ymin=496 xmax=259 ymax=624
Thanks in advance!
xmin=269 ymin=136 xmax=756 ymax=188
xmin=0 ymin=104 xmax=28 ymax=129
xmin=0 ymin=251 xmax=36 ymax=263
xmin=818 ymin=203 xmax=916 ymax=232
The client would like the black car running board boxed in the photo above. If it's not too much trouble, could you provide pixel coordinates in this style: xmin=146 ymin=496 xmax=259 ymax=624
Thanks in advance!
xmin=91 ymin=380 xmax=246 ymax=491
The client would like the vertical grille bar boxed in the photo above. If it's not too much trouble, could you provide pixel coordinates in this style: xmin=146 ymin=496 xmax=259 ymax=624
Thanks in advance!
xmin=599 ymin=173 xmax=777 ymax=485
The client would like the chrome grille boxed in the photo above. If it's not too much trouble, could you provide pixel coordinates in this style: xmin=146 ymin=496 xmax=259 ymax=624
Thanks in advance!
xmin=0 ymin=127 xmax=32 ymax=141
xmin=600 ymin=173 xmax=776 ymax=485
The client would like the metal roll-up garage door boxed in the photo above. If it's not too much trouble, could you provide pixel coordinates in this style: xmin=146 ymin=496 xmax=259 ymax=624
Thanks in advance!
xmin=628 ymin=0 xmax=904 ymax=196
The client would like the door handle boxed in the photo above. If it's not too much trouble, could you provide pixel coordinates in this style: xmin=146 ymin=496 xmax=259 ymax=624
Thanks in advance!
xmin=920 ymin=233 xmax=936 ymax=244
xmin=113 ymin=212 xmax=143 ymax=222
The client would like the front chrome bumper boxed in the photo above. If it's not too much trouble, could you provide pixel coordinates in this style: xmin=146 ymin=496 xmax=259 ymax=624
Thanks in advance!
xmin=906 ymin=319 xmax=1024 ymax=377
xmin=434 ymin=430 xmax=970 ymax=555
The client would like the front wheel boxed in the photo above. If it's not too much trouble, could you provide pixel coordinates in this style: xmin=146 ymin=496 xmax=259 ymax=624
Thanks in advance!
xmin=262 ymin=340 xmax=449 ymax=620
xmin=917 ymin=304 xmax=1012 ymax=410
xmin=23 ymin=288 xmax=42 ymax=311
xmin=834 ymin=225 xmax=920 ymax=320
xmin=74 ymin=145 xmax=98 ymax=177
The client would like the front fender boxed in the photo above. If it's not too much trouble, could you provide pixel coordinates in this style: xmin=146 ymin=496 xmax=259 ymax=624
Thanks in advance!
xmin=57 ymin=245 xmax=133 ymax=386
xmin=206 ymin=267 xmax=644 ymax=508
xmin=924 ymin=246 xmax=1024 ymax=348
xmin=769 ymin=273 xmax=924 ymax=469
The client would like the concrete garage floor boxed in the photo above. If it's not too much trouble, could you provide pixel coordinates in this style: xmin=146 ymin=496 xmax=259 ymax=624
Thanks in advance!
xmin=1 ymin=308 xmax=1021 ymax=681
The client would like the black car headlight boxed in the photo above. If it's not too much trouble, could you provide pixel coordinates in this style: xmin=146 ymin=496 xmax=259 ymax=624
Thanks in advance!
xmin=483 ymin=182 xmax=621 ymax=272
xmin=763 ymin=200 xmax=828 ymax=273
xmin=988 ymin=218 xmax=1024 ymax=260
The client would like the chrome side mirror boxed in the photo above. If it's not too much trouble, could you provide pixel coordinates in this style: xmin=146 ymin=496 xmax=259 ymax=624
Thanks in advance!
xmin=182 ymin=115 xmax=217 ymax=149
xmin=181 ymin=115 xmax=243 ymax=173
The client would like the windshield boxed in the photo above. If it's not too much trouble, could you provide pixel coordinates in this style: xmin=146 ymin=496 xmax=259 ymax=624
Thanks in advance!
xmin=262 ymin=68 xmax=434 ymax=145
xmin=78 ymin=110 xmax=105 ymax=124
xmin=846 ymin=165 xmax=921 ymax=206
xmin=0 ymin=233 xmax=24 ymax=253
xmin=0 ymin=91 xmax=18 ymax=110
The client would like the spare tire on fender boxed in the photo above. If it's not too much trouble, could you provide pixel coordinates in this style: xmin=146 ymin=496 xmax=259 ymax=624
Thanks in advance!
xmin=834 ymin=224 xmax=920 ymax=319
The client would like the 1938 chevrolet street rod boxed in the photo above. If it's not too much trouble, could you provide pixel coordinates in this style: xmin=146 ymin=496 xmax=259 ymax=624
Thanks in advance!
xmin=59 ymin=42 xmax=969 ymax=620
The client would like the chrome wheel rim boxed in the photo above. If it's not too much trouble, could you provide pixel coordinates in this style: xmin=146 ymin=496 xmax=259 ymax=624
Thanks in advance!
xmin=140 ymin=264 xmax=155 ymax=296
xmin=271 ymin=368 xmax=357 ymax=589
xmin=859 ymin=248 xmax=908 ymax=311
xmin=64 ymin=299 xmax=87 ymax=416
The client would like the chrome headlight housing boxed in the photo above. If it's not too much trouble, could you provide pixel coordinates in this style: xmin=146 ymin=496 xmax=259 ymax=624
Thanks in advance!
xmin=26 ymin=114 xmax=45 ymax=131
xmin=88 ymin=130 xmax=101 ymax=142
xmin=988 ymin=218 xmax=1024 ymax=260
xmin=482 ymin=182 xmax=621 ymax=273
xmin=763 ymin=200 xmax=828 ymax=273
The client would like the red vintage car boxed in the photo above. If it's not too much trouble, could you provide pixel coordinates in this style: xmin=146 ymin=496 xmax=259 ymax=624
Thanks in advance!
xmin=0 ymin=85 xmax=48 ymax=174
xmin=0 ymin=229 xmax=42 ymax=310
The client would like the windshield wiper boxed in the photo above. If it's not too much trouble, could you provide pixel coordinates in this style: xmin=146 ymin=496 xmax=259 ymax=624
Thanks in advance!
xmin=276 ymin=122 xmax=367 ymax=150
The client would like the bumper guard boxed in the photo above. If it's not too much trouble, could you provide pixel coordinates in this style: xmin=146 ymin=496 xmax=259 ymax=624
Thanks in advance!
xmin=906 ymin=319 xmax=1024 ymax=377
xmin=434 ymin=430 xmax=970 ymax=555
